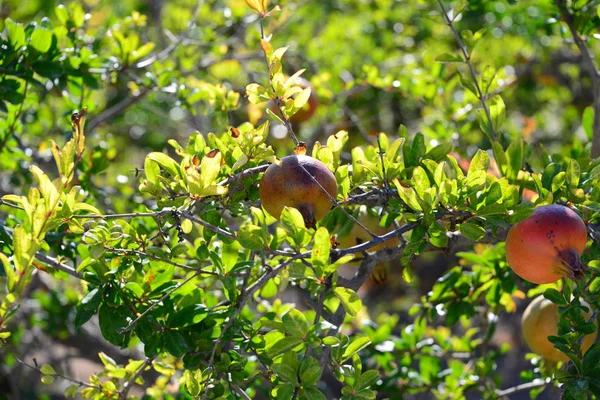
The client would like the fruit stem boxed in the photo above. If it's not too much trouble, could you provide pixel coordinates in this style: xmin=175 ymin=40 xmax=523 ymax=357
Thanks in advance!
xmin=557 ymin=248 xmax=588 ymax=280
xmin=296 ymin=203 xmax=317 ymax=229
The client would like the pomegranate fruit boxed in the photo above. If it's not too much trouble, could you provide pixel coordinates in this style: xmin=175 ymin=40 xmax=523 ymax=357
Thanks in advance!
xmin=259 ymin=155 xmax=337 ymax=228
xmin=522 ymin=295 xmax=597 ymax=362
xmin=505 ymin=204 xmax=587 ymax=284
xmin=269 ymin=77 xmax=319 ymax=124
xmin=336 ymin=207 xmax=399 ymax=285
xmin=336 ymin=207 xmax=398 ymax=251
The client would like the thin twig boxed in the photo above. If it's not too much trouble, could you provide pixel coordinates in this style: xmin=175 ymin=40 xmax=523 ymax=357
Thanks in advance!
xmin=218 ymin=164 xmax=269 ymax=187
xmin=70 ymin=207 xmax=174 ymax=219
xmin=217 ymin=253 xmax=304 ymax=308
xmin=86 ymin=86 xmax=152 ymax=131
xmin=34 ymin=252 xmax=85 ymax=281
xmin=297 ymin=163 xmax=379 ymax=238
xmin=208 ymin=272 xmax=251 ymax=368
xmin=339 ymin=101 xmax=372 ymax=143
xmin=121 ymin=271 xmax=200 ymax=333
xmin=496 ymin=379 xmax=549 ymax=398
xmin=180 ymin=210 xmax=237 ymax=241
xmin=119 ymin=357 xmax=154 ymax=400
xmin=231 ymin=383 xmax=252 ymax=400
xmin=134 ymin=0 xmax=206 ymax=69
xmin=16 ymin=357 xmax=100 ymax=390
xmin=104 ymin=246 xmax=226 ymax=275
xmin=554 ymin=0 xmax=600 ymax=158
xmin=437 ymin=0 xmax=497 ymax=142
xmin=333 ymin=220 xmax=420 ymax=257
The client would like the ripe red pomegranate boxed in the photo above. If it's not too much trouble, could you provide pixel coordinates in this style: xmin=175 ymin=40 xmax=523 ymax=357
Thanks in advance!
xmin=505 ymin=204 xmax=588 ymax=284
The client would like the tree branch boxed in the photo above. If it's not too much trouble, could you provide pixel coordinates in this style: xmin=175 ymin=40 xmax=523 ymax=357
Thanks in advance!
xmin=34 ymin=252 xmax=85 ymax=281
xmin=16 ymin=357 xmax=100 ymax=390
xmin=217 ymin=164 xmax=269 ymax=187
xmin=121 ymin=271 xmax=200 ymax=333
xmin=437 ymin=0 xmax=497 ymax=142
xmin=86 ymin=86 xmax=152 ymax=131
xmin=119 ymin=357 xmax=154 ymax=400
xmin=134 ymin=0 xmax=206 ymax=69
xmin=554 ymin=0 xmax=600 ymax=158
xmin=1 ymin=225 xmax=85 ymax=281
xmin=496 ymin=379 xmax=549 ymax=398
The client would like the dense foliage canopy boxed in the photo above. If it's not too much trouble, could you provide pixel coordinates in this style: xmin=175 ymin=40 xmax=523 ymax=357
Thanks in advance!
xmin=2 ymin=0 xmax=600 ymax=399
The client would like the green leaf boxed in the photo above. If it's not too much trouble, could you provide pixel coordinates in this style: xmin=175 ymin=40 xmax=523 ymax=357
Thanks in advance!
xmin=489 ymin=95 xmax=505 ymax=131
xmin=300 ymin=387 xmax=327 ymax=400
xmin=170 ymin=304 xmax=208 ymax=327
xmin=40 ymin=364 xmax=56 ymax=375
xmin=293 ymin=87 xmax=311 ymax=112
xmin=184 ymin=370 xmax=201 ymax=397
xmin=6 ymin=19 xmax=26 ymax=49
xmin=200 ymin=150 xmax=222 ymax=187
xmin=583 ymin=343 xmax=600 ymax=375
xmin=268 ymin=336 xmax=304 ymax=358
xmin=506 ymin=139 xmax=524 ymax=181
xmin=566 ymin=159 xmax=580 ymax=188
xmin=544 ymin=288 xmax=567 ymax=306
xmin=436 ymin=53 xmax=465 ymax=63
xmin=485 ymin=181 xmax=502 ymax=205
xmin=55 ymin=5 xmax=69 ymax=25
xmin=340 ymin=336 xmax=372 ymax=363
xmin=131 ymin=42 xmax=155 ymax=62
xmin=492 ymin=141 xmax=507 ymax=176
xmin=273 ymin=383 xmax=295 ymax=399
xmin=355 ymin=370 xmax=380 ymax=390
xmin=261 ymin=278 xmax=278 ymax=298
xmin=30 ymin=29 xmax=53 ymax=53
xmin=282 ymin=308 xmax=309 ymax=338
xmin=98 ymin=305 xmax=130 ymax=347
xmin=148 ymin=265 xmax=174 ymax=291
xmin=238 ymin=224 xmax=266 ymax=250
xmin=64 ymin=384 xmax=79 ymax=398
xmin=165 ymin=330 xmax=189 ymax=357
xmin=30 ymin=165 xmax=60 ymax=212
xmin=425 ymin=142 xmax=452 ymax=162
xmin=333 ymin=287 xmax=362 ymax=317
xmin=72 ymin=203 xmax=103 ymax=216
xmin=446 ymin=301 xmax=476 ymax=326
xmin=33 ymin=60 xmax=64 ymax=78
xmin=1 ymin=253 xmax=16 ymax=292
xmin=468 ymin=149 xmax=490 ymax=176
xmin=583 ymin=106 xmax=594 ymax=141
xmin=300 ymin=363 xmax=322 ymax=387
xmin=459 ymin=222 xmax=486 ymax=241
xmin=459 ymin=72 xmax=478 ymax=95
xmin=281 ymin=207 xmax=307 ymax=245
xmin=146 ymin=152 xmax=181 ymax=179
xmin=393 ymin=179 xmax=422 ymax=211
xmin=272 ymin=362 xmax=298 ymax=385
xmin=311 ymin=227 xmax=331 ymax=274
xmin=552 ymin=171 xmax=566 ymax=193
